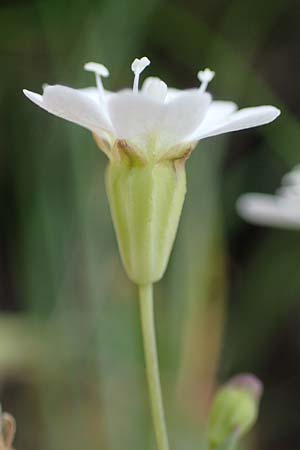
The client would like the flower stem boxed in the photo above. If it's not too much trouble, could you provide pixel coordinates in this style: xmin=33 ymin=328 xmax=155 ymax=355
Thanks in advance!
xmin=138 ymin=284 xmax=170 ymax=450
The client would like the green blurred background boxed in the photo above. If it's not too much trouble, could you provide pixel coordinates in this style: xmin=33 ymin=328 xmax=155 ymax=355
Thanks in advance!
xmin=0 ymin=0 xmax=300 ymax=449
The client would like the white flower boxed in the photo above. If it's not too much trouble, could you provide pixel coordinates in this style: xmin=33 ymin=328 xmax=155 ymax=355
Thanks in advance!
xmin=23 ymin=57 xmax=280 ymax=162
xmin=237 ymin=165 xmax=300 ymax=229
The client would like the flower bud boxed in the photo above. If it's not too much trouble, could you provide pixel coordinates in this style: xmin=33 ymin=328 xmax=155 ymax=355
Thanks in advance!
xmin=208 ymin=374 xmax=263 ymax=449
xmin=105 ymin=144 xmax=187 ymax=285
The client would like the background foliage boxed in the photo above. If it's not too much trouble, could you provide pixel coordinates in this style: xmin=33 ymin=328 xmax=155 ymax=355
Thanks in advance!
xmin=0 ymin=0 xmax=300 ymax=449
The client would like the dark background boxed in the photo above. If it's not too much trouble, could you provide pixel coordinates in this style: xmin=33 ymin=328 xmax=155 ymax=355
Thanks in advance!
xmin=0 ymin=0 xmax=300 ymax=449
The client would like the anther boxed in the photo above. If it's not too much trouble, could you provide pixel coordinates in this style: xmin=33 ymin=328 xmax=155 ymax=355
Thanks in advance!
xmin=84 ymin=62 xmax=110 ymax=99
xmin=84 ymin=62 xmax=109 ymax=78
xmin=131 ymin=57 xmax=150 ymax=93
xmin=197 ymin=68 xmax=215 ymax=94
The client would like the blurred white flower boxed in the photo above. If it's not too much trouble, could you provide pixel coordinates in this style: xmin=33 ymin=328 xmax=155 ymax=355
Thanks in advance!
xmin=24 ymin=57 xmax=280 ymax=162
xmin=237 ymin=165 xmax=300 ymax=229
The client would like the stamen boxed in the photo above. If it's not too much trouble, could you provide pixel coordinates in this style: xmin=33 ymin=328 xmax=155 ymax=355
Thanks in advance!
xmin=131 ymin=56 xmax=150 ymax=93
xmin=197 ymin=68 xmax=215 ymax=94
xmin=84 ymin=62 xmax=110 ymax=99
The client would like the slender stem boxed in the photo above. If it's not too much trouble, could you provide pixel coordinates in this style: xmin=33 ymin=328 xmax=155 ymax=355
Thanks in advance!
xmin=138 ymin=284 xmax=170 ymax=450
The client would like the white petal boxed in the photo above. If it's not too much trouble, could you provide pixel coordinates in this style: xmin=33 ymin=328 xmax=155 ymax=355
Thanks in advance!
xmin=237 ymin=193 xmax=300 ymax=229
xmin=78 ymin=87 xmax=113 ymax=101
xmin=191 ymin=105 xmax=280 ymax=140
xmin=158 ymin=91 xmax=211 ymax=148
xmin=276 ymin=184 xmax=300 ymax=199
xmin=197 ymin=101 xmax=237 ymax=130
xmin=108 ymin=92 xmax=162 ymax=139
xmin=24 ymin=90 xmax=44 ymax=106
xmin=23 ymin=85 xmax=114 ymax=138
xmin=78 ymin=87 xmax=100 ymax=100
xmin=165 ymin=87 xmax=198 ymax=102
xmin=108 ymin=90 xmax=211 ymax=155
xmin=282 ymin=165 xmax=300 ymax=186
xmin=142 ymin=77 xmax=168 ymax=103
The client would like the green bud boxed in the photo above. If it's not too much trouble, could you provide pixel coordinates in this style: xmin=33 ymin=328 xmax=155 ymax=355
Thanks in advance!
xmin=105 ymin=143 xmax=187 ymax=285
xmin=208 ymin=374 xmax=263 ymax=449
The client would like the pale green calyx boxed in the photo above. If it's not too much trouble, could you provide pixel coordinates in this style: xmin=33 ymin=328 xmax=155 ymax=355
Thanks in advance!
xmin=105 ymin=141 xmax=188 ymax=284
xmin=208 ymin=374 xmax=263 ymax=449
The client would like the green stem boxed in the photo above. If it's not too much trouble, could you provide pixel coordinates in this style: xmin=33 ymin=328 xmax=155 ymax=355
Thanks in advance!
xmin=138 ymin=284 xmax=170 ymax=450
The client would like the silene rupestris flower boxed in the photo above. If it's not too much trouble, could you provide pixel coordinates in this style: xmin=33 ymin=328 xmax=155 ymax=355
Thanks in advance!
xmin=237 ymin=165 xmax=300 ymax=229
xmin=24 ymin=57 xmax=280 ymax=285
xmin=24 ymin=58 xmax=280 ymax=450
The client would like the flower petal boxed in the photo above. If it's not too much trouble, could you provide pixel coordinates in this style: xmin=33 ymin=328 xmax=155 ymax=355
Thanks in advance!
xmin=282 ymin=165 xmax=300 ymax=186
xmin=108 ymin=92 xmax=162 ymax=139
xmin=197 ymin=100 xmax=237 ymax=130
xmin=23 ymin=85 xmax=114 ymax=139
xmin=159 ymin=89 xmax=211 ymax=145
xmin=190 ymin=105 xmax=280 ymax=140
xmin=142 ymin=77 xmax=168 ymax=103
xmin=108 ymin=90 xmax=211 ymax=155
xmin=237 ymin=193 xmax=300 ymax=229
xmin=78 ymin=86 xmax=99 ymax=100
xmin=78 ymin=87 xmax=113 ymax=102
